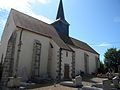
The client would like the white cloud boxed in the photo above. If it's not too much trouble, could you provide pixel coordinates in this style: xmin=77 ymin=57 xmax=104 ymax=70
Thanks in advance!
xmin=0 ymin=0 xmax=53 ymax=23
xmin=97 ymin=42 xmax=111 ymax=47
xmin=37 ymin=0 xmax=51 ymax=4
xmin=0 ymin=0 xmax=31 ymax=12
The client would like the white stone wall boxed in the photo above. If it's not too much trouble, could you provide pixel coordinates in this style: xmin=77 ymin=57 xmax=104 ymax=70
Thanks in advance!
xmin=13 ymin=29 xmax=61 ymax=80
xmin=48 ymin=39 xmax=60 ymax=79
xmin=15 ymin=29 xmax=50 ymax=81
xmin=0 ymin=11 xmax=16 ymax=62
xmin=84 ymin=50 xmax=99 ymax=74
xmin=70 ymin=46 xmax=99 ymax=75
xmin=61 ymin=50 xmax=73 ymax=79
xmin=69 ymin=47 xmax=85 ymax=75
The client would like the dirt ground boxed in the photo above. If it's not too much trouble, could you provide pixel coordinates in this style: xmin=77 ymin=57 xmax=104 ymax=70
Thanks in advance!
xmin=26 ymin=76 xmax=107 ymax=90
xmin=27 ymin=84 xmax=76 ymax=90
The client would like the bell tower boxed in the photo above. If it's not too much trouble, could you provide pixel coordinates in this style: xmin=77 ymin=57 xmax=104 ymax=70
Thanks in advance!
xmin=52 ymin=0 xmax=69 ymax=36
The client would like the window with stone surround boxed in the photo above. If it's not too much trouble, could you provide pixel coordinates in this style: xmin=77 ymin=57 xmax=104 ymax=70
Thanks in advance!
xmin=32 ymin=40 xmax=41 ymax=77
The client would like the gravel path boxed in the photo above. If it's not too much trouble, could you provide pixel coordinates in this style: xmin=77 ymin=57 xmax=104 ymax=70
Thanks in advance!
xmin=26 ymin=77 xmax=107 ymax=90
xmin=27 ymin=84 xmax=77 ymax=90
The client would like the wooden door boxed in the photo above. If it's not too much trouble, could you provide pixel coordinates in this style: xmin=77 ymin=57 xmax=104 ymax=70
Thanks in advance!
xmin=64 ymin=64 xmax=69 ymax=79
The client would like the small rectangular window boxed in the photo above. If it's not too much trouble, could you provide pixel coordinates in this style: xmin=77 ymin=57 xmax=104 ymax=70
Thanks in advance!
xmin=66 ymin=51 xmax=68 ymax=57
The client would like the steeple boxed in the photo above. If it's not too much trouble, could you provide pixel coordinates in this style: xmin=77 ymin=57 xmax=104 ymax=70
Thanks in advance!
xmin=51 ymin=0 xmax=69 ymax=36
xmin=56 ymin=0 xmax=65 ymax=20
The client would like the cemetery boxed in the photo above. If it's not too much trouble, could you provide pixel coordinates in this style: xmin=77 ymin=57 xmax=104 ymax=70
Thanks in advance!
xmin=0 ymin=70 xmax=120 ymax=90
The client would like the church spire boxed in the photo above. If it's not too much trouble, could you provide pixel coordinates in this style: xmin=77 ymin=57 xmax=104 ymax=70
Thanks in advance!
xmin=52 ymin=0 xmax=69 ymax=36
xmin=56 ymin=0 xmax=65 ymax=20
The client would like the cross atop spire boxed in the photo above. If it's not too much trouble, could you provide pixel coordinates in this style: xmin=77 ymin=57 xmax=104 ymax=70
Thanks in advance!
xmin=56 ymin=0 xmax=65 ymax=20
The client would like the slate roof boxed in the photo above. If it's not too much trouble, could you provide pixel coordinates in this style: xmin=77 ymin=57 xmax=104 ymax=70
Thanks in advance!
xmin=11 ymin=9 xmax=72 ymax=51
xmin=57 ymin=32 xmax=99 ymax=54
xmin=70 ymin=38 xmax=99 ymax=54
xmin=11 ymin=9 xmax=99 ymax=54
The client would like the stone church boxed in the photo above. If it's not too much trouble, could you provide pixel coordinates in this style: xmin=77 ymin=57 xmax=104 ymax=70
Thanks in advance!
xmin=0 ymin=0 xmax=99 ymax=83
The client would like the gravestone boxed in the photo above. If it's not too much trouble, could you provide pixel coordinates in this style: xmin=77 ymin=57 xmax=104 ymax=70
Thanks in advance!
xmin=60 ymin=75 xmax=82 ymax=87
xmin=7 ymin=77 xmax=21 ymax=88
xmin=107 ymin=68 xmax=114 ymax=80
xmin=113 ymin=76 xmax=119 ymax=86
xmin=75 ymin=75 xmax=82 ymax=87
xmin=103 ymin=80 xmax=111 ymax=90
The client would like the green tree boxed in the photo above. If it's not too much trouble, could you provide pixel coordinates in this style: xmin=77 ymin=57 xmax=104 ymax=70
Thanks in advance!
xmin=104 ymin=48 xmax=120 ymax=72
xmin=98 ymin=61 xmax=106 ymax=74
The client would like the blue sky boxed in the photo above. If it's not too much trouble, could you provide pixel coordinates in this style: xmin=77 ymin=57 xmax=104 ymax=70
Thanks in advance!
xmin=0 ymin=0 xmax=120 ymax=62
